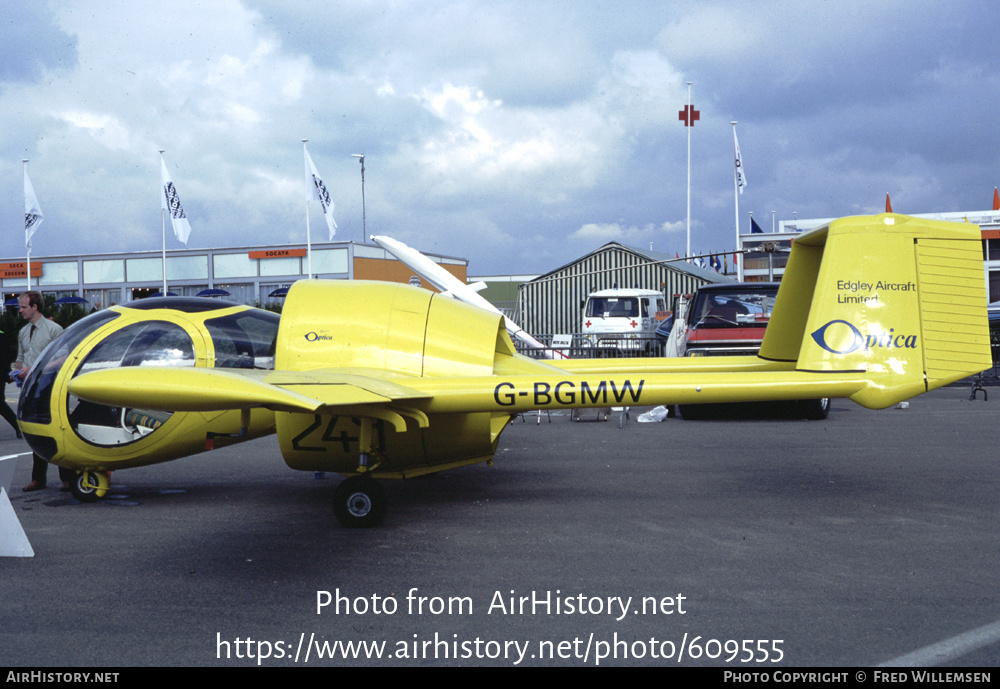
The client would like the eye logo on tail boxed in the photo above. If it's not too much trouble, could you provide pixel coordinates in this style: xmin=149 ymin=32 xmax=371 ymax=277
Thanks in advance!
xmin=811 ymin=320 xmax=864 ymax=354
xmin=811 ymin=320 xmax=917 ymax=354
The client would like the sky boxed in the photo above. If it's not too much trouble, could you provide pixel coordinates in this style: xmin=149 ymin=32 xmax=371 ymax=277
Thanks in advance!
xmin=3 ymin=0 xmax=1000 ymax=277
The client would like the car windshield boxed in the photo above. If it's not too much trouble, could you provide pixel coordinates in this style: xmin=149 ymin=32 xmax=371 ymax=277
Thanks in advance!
xmin=691 ymin=288 xmax=778 ymax=328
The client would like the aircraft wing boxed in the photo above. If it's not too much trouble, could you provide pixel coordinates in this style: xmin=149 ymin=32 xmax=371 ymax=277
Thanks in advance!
xmin=67 ymin=367 xmax=431 ymax=416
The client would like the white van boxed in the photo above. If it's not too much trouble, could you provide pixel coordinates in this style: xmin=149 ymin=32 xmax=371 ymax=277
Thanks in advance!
xmin=582 ymin=288 xmax=667 ymax=351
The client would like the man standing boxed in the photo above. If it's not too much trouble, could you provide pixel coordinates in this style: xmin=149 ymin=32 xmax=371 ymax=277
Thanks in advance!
xmin=16 ymin=291 xmax=67 ymax=492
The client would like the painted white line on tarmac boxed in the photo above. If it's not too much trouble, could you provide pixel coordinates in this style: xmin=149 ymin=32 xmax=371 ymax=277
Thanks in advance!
xmin=879 ymin=619 xmax=1000 ymax=666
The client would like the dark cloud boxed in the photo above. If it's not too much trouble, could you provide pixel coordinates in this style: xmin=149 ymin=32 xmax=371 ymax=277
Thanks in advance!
xmin=0 ymin=5 xmax=77 ymax=85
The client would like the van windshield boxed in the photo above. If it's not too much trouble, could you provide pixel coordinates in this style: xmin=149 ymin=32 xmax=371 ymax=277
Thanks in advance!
xmin=586 ymin=297 xmax=640 ymax=318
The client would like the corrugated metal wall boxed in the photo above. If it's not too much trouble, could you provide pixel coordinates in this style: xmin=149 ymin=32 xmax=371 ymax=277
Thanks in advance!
xmin=518 ymin=244 xmax=717 ymax=336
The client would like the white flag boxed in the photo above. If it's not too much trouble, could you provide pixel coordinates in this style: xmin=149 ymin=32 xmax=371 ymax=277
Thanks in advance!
xmin=733 ymin=128 xmax=747 ymax=194
xmin=305 ymin=148 xmax=337 ymax=240
xmin=24 ymin=168 xmax=43 ymax=250
xmin=160 ymin=156 xmax=192 ymax=245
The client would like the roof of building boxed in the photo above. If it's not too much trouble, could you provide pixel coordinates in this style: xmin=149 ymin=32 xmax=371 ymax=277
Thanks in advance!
xmin=528 ymin=241 xmax=734 ymax=284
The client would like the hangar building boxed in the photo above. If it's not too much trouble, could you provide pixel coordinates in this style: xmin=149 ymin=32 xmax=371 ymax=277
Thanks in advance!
xmin=517 ymin=242 xmax=728 ymax=337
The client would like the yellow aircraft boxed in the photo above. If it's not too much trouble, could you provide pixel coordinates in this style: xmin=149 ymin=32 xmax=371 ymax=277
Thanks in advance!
xmin=17 ymin=213 xmax=992 ymax=526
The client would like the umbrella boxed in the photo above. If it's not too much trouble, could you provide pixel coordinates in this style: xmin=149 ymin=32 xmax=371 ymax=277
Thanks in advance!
xmin=149 ymin=292 xmax=178 ymax=298
xmin=268 ymin=287 xmax=288 ymax=298
xmin=196 ymin=288 xmax=231 ymax=297
xmin=5 ymin=298 xmax=19 ymax=307
xmin=55 ymin=296 xmax=90 ymax=305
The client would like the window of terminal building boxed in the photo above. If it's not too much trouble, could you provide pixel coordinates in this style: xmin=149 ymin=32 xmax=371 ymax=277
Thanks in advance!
xmin=990 ymin=270 xmax=1000 ymax=303
xmin=312 ymin=248 xmax=349 ymax=275
xmin=260 ymin=256 xmax=301 ymax=277
xmin=126 ymin=256 xmax=208 ymax=282
xmin=214 ymin=253 xmax=258 ymax=279
xmin=213 ymin=283 xmax=254 ymax=304
xmin=38 ymin=261 xmax=79 ymax=286
xmin=83 ymin=259 xmax=125 ymax=284
xmin=84 ymin=289 xmax=122 ymax=310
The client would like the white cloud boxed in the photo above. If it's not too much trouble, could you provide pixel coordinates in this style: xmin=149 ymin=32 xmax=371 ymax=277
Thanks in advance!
xmin=55 ymin=111 xmax=132 ymax=151
xmin=405 ymin=82 xmax=615 ymax=198
xmin=571 ymin=221 xmax=684 ymax=249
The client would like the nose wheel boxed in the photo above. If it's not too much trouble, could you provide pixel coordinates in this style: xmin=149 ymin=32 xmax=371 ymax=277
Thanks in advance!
xmin=333 ymin=476 xmax=386 ymax=528
xmin=70 ymin=470 xmax=110 ymax=502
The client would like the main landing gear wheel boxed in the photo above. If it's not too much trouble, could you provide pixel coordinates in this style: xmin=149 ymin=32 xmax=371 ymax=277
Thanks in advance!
xmin=798 ymin=398 xmax=831 ymax=420
xmin=333 ymin=476 xmax=387 ymax=528
xmin=70 ymin=470 xmax=110 ymax=503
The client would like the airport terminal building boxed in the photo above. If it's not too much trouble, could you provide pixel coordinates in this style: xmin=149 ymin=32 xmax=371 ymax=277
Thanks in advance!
xmin=743 ymin=208 xmax=1000 ymax=301
xmin=0 ymin=240 xmax=468 ymax=308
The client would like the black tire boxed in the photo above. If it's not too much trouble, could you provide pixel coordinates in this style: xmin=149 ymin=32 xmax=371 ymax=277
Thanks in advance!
xmin=798 ymin=398 xmax=831 ymax=420
xmin=333 ymin=476 xmax=387 ymax=528
xmin=70 ymin=471 xmax=105 ymax=503
xmin=678 ymin=404 xmax=706 ymax=420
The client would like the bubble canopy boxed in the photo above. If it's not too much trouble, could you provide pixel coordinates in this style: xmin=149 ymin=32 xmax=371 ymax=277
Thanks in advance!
xmin=18 ymin=300 xmax=279 ymax=450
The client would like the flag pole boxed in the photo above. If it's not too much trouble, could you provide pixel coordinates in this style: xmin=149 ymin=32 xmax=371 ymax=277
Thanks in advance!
xmin=678 ymin=84 xmax=698 ymax=260
xmin=352 ymin=154 xmax=366 ymax=243
xmin=161 ymin=205 xmax=167 ymax=296
xmin=22 ymin=160 xmax=31 ymax=291
xmin=302 ymin=140 xmax=313 ymax=279
xmin=158 ymin=152 xmax=191 ymax=296
xmin=731 ymin=121 xmax=742 ymax=281
xmin=22 ymin=159 xmax=46 ymax=291
xmin=159 ymin=150 xmax=168 ymax=296
xmin=685 ymin=82 xmax=692 ymax=259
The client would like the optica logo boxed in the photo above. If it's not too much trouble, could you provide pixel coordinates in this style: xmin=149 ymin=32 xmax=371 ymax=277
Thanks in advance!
xmin=304 ymin=332 xmax=333 ymax=342
xmin=811 ymin=320 xmax=917 ymax=354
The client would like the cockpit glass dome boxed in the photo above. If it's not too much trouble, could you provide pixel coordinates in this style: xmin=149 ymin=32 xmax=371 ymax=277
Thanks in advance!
xmin=68 ymin=320 xmax=195 ymax=447
xmin=18 ymin=310 xmax=120 ymax=425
